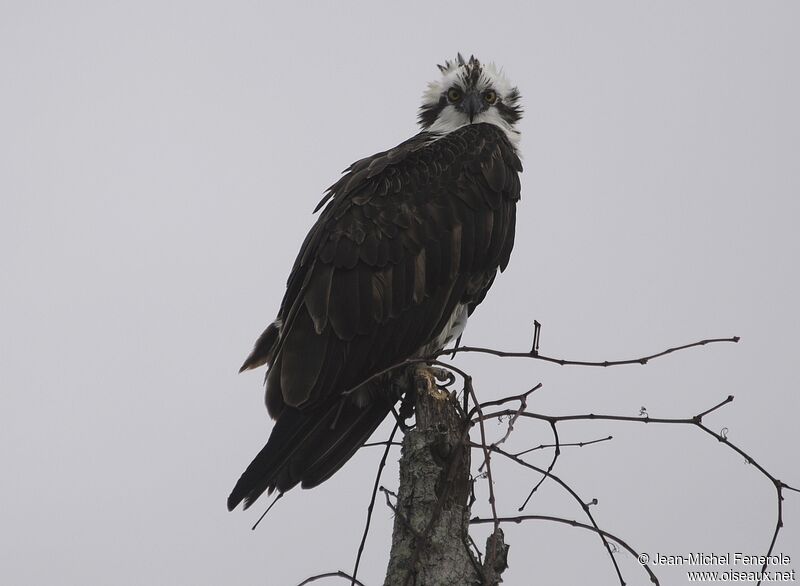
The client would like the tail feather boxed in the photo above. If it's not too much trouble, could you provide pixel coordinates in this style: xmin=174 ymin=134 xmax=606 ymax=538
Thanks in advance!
xmin=227 ymin=395 xmax=393 ymax=511
xmin=239 ymin=322 xmax=280 ymax=373
xmin=227 ymin=404 xmax=332 ymax=511
xmin=302 ymin=399 xmax=394 ymax=489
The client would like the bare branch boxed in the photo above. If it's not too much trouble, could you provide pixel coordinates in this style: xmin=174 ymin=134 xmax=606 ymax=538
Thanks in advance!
xmin=295 ymin=570 xmax=368 ymax=586
xmin=464 ymin=375 xmax=502 ymax=571
xmin=475 ymin=395 xmax=799 ymax=586
xmin=514 ymin=434 xmax=613 ymax=456
xmin=519 ymin=420 xmax=560 ymax=510
xmin=470 ymin=383 xmax=542 ymax=421
xmin=473 ymin=442 xmax=626 ymax=584
xmin=250 ymin=492 xmax=284 ymax=531
xmin=342 ymin=331 xmax=738 ymax=400
xmin=361 ymin=440 xmax=403 ymax=448
xmin=437 ymin=333 xmax=740 ymax=368
xmin=351 ymin=423 xmax=400 ymax=586
xmin=380 ymin=486 xmax=424 ymax=542
xmin=690 ymin=419 xmax=798 ymax=583
xmin=471 ymin=515 xmax=659 ymax=585
xmin=302 ymin=331 xmax=797 ymax=586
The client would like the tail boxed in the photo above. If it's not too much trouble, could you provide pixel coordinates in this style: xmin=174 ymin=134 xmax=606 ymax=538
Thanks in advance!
xmin=227 ymin=395 xmax=394 ymax=511
xmin=239 ymin=321 xmax=280 ymax=373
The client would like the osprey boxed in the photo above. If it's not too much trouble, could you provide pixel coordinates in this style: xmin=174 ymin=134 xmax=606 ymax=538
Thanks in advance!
xmin=228 ymin=54 xmax=523 ymax=511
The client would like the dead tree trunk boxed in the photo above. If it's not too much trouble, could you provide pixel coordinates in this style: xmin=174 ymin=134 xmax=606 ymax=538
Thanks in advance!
xmin=383 ymin=368 xmax=509 ymax=586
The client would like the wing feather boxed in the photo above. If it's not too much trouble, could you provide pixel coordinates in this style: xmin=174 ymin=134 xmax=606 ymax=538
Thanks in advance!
xmin=329 ymin=268 xmax=360 ymax=340
xmin=304 ymin=263 xmax=333 ymax=334
xmin=279 ymin=308 xmax=329 ymax=408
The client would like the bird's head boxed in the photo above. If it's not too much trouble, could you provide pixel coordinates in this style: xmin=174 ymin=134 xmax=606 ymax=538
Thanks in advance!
xmin=418 ymin=54 xmax=522 ymax=144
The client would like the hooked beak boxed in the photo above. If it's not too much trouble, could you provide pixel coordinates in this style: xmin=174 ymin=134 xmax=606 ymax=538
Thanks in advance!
xmin=463 ymin=93 xmax=483 ymax=123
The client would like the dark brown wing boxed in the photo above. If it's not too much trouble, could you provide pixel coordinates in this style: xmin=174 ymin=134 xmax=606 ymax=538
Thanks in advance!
xmin=228 ymin=123 xmax=522 ymax=510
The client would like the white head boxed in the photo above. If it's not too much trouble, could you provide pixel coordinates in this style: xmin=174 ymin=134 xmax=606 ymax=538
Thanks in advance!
xmin=418 ymin=54 xmax=523 ymax=145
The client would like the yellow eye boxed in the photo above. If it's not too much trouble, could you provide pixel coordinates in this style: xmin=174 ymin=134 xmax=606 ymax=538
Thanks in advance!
xmin=484 ymin=90 xmax=497 ymax=105
xmin=447 ymin=88 xmax=462 ymax=102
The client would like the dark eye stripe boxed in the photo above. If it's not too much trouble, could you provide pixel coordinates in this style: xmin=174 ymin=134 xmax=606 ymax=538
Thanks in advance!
xmin=495 ymin=99 xmax=523 ymax=124
xmin=417 ymin=83 xmax=523 ymax=130
xmin=417 ymin=95 xmax=447 ymax=128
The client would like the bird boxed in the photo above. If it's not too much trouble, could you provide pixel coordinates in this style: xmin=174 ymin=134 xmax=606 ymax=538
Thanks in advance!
xmin=228 ymin=54 xmax=523 ymax=511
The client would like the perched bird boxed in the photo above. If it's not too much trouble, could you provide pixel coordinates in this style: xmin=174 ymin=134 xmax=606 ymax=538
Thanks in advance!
xmin=228 ymin=54 xmax=523 ymax=511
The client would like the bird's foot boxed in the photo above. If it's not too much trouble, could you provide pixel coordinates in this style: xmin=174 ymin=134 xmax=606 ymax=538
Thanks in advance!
xmin=411 ymin=365 xmax=450 ymax=401
xmin=430 ymin=366 xmax=456 ymax=388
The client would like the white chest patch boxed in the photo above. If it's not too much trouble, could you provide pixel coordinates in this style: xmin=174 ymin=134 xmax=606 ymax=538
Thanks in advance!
xmin=418 ymin=303 xmax=469 ymax=356
xmin=427 ymin=108 xmax=520 ymax=147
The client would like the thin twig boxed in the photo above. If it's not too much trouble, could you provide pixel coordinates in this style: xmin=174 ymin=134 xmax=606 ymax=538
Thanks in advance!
xmin=295 ymin=570 xmax=368 ymax=586
xmin=691 ymin=419 xmax=797 ymax=584
xmin=381 ymin=486 xmax=424 ymax=541
xmin=477 ymin=395 xmax=735 ymax=428
xmin=531 ymin=320 xmax=542 ymax=355
xmin=361 ymin=440 xmax=403 ymax=448
xmin=342 ymin=334 xmax=739 ymax=399
xmin=470 ymin=515 xmax=659 ymax=585
xmin=477 ymin=388 xmax=538 ymax=473
xmin=514 ymin=435 xmax=613 ymax=456
xmin=438 ymin=335 xmax=740 ymax=367
xmin=351 ymin=423 xmax=400 ymax=586
xmin=471 ymin=383 xmax=543 ymax=417
xmin=468 ymin=533 xmax=484 ymax=565
xmin=251 ymin=492 xmax=284 ymax=531
xmin=519 ymin=420 xmax=561 ymax=510
xmin=435 ymin=364 xmax=505 ymax=577
xmin=466 ymin=375 xmax=502 ymax=572
xmin=473 ymin=442 xmax=626 ymax=584
xmin=475 ymin=394 xmax=799 ymax=586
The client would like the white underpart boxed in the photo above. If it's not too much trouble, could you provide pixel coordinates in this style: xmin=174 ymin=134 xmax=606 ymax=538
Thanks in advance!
xmin=427 ymin=106 xmax=520 ymax=147
xmin=422 ymin=61 xmax=520 ymax=146
xmin=418 ymin=303 xmax=469 ymax=356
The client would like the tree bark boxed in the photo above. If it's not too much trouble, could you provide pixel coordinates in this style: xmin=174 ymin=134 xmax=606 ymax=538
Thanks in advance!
xmin=383 ymin=367 xmax=509 ymax=586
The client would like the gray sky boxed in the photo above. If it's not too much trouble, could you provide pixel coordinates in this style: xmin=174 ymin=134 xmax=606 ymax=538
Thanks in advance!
xmin=1 ymin=2 xmax=798 ymax=585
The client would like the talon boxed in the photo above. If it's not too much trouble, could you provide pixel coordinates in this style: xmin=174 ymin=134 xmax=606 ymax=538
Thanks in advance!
xmin=431 ymin=367 xmax=455 ymax=386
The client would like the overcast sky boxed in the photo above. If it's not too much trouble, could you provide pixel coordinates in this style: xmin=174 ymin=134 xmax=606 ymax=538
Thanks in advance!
xmin=2 ymin=2 xmax=798 ymax=585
